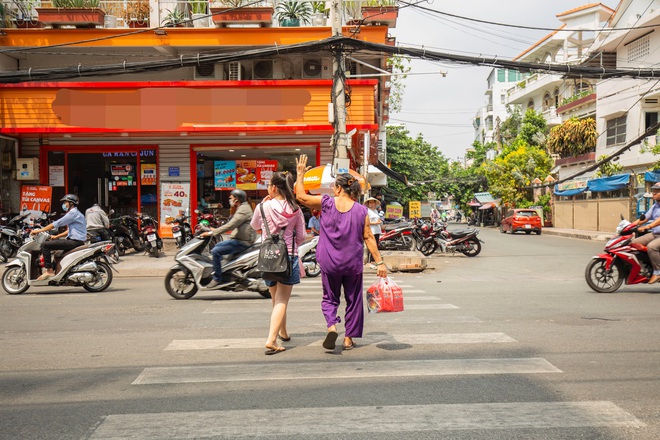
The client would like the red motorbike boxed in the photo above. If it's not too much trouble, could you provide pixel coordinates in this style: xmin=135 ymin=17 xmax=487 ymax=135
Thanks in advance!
xmin=432 ymin=222 xmax=483 ymax=257
xmin=585 ymin=216 xmax=654 ymax=293
xmin=378 ymin=224 xmax=418 ymax=251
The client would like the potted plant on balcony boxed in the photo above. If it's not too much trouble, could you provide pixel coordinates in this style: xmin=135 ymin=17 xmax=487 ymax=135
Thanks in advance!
xmin=123 ymin=0 xmax=150 ymax=28
xmin=7 ymin=0 xmax=43 ymax=28
xmin=210 ymin=0 xmax=274 ymax=28
xmin=275 ymin=0 xmax=312 ymax=27
xmin=161 ymin=8 xmax=186 ymax=27
xmin=37 ymin=0 xmax=106 ymax=29
xmin=310 ymin=1 xmax=327 ymax=26
xmin=190 ymin=0 xmax=209 ymax=27
xmin=361 ymin=0 xmax=398 ymax=27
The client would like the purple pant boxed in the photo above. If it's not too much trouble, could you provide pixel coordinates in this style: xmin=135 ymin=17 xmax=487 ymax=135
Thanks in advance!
xmin=320 ymin=271 xmax=364 ymax=338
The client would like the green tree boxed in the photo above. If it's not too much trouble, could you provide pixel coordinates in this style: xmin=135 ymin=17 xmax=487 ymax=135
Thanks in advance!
xmin=546 ymin=117 xmax=597 ymax=157
xmin=593 ymin=154 xmax=624 ymax=177
xmin=499 ymin=105 xmax=522 ymax=144
xmin=386 ymin=55 xmax=411 ymax=113
xmin=518 ymin=108 xmax=548 ymax=147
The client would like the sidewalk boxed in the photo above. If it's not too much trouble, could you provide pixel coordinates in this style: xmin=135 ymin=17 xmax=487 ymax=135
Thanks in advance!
xmin=538 ymin=227 xmax=613 ymax=242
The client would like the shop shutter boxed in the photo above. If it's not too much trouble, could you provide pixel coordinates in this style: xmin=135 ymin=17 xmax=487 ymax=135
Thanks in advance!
xmin=159 ymin=145 xmax=190 ymax=182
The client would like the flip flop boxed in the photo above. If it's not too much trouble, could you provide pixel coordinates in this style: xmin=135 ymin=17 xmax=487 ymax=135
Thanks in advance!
xmin=343 ymin=342 xmax=356 ymax=351
xmin=264 ymin=346 xmax=285 ymax=355
xmin=322 ymin=331 xmax=338 ymax=350
xmin=277 ymin=334 xmax=291 ymax=342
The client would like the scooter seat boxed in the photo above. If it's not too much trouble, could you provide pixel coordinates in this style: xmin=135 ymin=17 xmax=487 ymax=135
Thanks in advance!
xmin=53 ymin=243 xmax=92 ymax=259
xmin=446 ymin=229 xmax=472 ymax=238
xmin=631 ymin=243 xmax=648 ymax=252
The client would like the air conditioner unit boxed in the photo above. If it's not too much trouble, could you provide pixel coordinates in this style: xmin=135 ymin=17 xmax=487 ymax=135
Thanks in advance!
xmin=227 ymin=61 xmax=244 ymax=80
xmin=302 ymin=58 xmax=332 ymax=79
xmin=193 ymin=63 xmax=225 ymax=80
xmin=252 ymin=59 xmax=282 ymax=80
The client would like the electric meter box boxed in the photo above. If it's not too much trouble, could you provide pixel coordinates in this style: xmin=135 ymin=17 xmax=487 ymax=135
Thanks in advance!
xmin=16 ymin=158 xmax=39 ymax=181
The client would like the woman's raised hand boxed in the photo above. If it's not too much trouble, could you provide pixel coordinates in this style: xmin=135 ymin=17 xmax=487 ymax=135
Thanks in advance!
xmin=296 ymin=154 xmax=310 ymax=177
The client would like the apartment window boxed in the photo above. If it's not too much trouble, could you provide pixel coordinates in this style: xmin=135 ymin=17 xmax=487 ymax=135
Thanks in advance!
xmin=527 ymin=99 xmax=535 ymax=110
xmin=554 ymin=88 xmax=560 ymax=107
xmin=606 ymin=115 xmax=627 ymax=146
xmin=500 ymin=94 xmax=506 ymax=104
xmin=627 ymin=34 xmax=650 ymax=62
xmin=645 ymin=112 xmax=658 ymax=131
xmin=507 ymin=70 xmax=518 ymax=82
xmin=542 ymin=93 xmax=552 ymax=110
xmin=497 ymin=69 xmax=505 ymax=82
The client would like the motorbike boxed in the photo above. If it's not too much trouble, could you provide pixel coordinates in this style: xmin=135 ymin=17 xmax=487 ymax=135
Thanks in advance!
xmin=585 ymin=216 xmax=654 ymax=293
xmin=194 ymin=209 xmax=224 ymax=250
xmin=110 ymin=214 xmax=145 ymax=255
xmin=433 ymin=223 xmax=483 ymax=257
xmin=378 ymin=224 xmax=418 ymax=251
xmin=298 ymin=235 xmax=320 ymax=277
xmin=164 ymin=234 xmax=270 ymax=299
xmin=172 ymin=213 xmax=193 ymax=249
xmin=1 ymin=232 xmax=118 ymax=295
xmin=0 ymin=211 xmax=31 ymax=261
xmin=136 ymin=212 xmax=162 ymax=258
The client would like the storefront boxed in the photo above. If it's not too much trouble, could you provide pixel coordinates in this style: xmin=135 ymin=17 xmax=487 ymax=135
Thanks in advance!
xmin=40 ymin=145 xmax=158 ymax=218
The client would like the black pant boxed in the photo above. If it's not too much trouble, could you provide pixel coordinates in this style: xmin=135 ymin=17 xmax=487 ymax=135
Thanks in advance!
xmin=42 ymin=239 xmax=85 ymax=269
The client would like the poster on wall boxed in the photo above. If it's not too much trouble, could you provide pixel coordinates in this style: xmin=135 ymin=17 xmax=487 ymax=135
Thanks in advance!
xmin=214 ymin=161 xmax=236 ymax=191
xmin=111 ymin=163 xmax=135 ymax=186
xmin=20 ymin=185 xmax=53 ymax=223
xmin=408 ymin=201 xmax=421 ymax=218
xmin=141 ymin=163 xmax=157 ymax=186
xmin=236 ymin=160 xmax=257 ymax=190
xmin=159 ymin=183 xmax=190 ymax=238
xmin=257 ymin=160 xmax=278 ymax=189
xmin=385 ymin=204 xmax=404 ymax=219
xmin=49 ymin=166 xmax=64 ymax=187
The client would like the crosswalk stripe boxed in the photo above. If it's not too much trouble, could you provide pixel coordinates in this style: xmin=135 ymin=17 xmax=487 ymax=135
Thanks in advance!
xmin=210 ymin=296 xmax=441 ymax=305
xmin=88 ymin=401 xmax=645 ymax=439
xmin=133 ymin=358 xmax=560 ymax=385
xmin=203 ymin=302 xmax=455 ymax=313
xmin=164 ymin=333 xmax=516 ymax=350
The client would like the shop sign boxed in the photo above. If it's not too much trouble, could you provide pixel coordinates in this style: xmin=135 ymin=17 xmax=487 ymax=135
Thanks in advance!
xmin=160 ymin=183 xmax=190 ymax=238
xmin=111 ymin=164 xmax=133 ymax=176
xmin=409 ymin=201 xmax=421 ymax=218
xmin=168 ymin=167 xmax=180 ymax=177
xmin=236 ymin=160 xmax=257 ymax=190
xmin=141 ymin=164 xmax=157 ymax=185
xmin=257 ymin=160 xmax=278 ymax=189
xmin=557 ymin=180 xmax=587 ymax=191
xmin=385 ymin=204 xmax=403 ymax=219
xmin=20 ymin=185 xmax=53 ymax=221
xmin=214 ymin=161 xmax=236 ymax=191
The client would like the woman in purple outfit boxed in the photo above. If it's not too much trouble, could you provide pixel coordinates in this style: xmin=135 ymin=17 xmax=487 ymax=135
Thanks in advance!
xmin=295 ymin=155 xmax=387 ymax=351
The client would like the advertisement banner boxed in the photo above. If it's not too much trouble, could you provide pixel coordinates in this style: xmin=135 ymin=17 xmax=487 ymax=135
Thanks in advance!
xmin=236 ymin=160 xmax=257 ymax=190
xmin=409 ymin=201 xmax=421 ymax=218
xmin=385 ymin=204 xmax=403 ymax=219
xmin=110 ymin=163 xmax=135 ymax=187
xmin=257 ymin=160 xmax=278 ymax=189
xmin=141 ymin=163 xmax=157 ymax=186
xmin=214 ymin=161 xmax=236 ymax=191
xmin=159 ymin=183 xmax=190 ymax=238
xmin=20 ymin=185 xmax=53 ymax=222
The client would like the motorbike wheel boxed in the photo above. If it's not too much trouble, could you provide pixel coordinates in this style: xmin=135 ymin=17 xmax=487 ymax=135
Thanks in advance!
xmin=2 ymin=266 xmax=29 ymax=295
xmin=164 ymin=267 xmax=198 ymax=299
xmin=82 ymin=262 xmax=113 ymax=292
xmin=419 ymin=241 xmax=437 ymax=256
xmin=115 ymin=237 xmax=127 ymax=256
xmin=460 ymin=238 xmax=482 ymax=257
xmin=585 ymin=258 xmax=624 ymax=293
xmin=175 ymin=237 xmax=183 ymax=249
xmin=133 ymin=238 xmax=146 ymax=252
xmin=150 ymin=245 xmax=159 ymax=258
xmin=0 ymin=237 xmax=14 ymax=262
xmin=303 ymin=251 xmax=321 ymax=277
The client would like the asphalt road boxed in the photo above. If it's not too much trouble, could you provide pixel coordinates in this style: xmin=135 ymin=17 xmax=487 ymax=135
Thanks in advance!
xmin=0 ymin=227 xmax=658 ymax=439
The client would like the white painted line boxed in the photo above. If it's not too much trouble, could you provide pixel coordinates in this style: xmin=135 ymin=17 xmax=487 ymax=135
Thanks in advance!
xmin=164 ymin=333 xmax=516 ymax=351
xmin=88 ymin=401 xmax=645 ymax=439
xmin=203 ymin=303 xmax=454 ymax=313
xmin=133 ymin=358 xmax=561 ymax=384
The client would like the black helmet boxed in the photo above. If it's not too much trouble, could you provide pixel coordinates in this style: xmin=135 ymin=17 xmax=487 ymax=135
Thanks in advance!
xmin=60 ymin=194 xmax=79 ymax=205
xmin=230 ymin=189 xmax=247 ymax=203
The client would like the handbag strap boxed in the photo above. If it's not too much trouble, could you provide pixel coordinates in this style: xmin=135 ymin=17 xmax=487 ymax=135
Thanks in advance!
xmin=259 ymin=202 xmax=294 ymax=257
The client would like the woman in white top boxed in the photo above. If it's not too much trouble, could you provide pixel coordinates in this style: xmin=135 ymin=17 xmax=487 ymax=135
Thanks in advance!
xmin=365 ymin=197 xmax=382 ymax=262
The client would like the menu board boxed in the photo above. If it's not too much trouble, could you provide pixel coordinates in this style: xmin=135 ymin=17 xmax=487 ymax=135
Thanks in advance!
xmin=236 ymin=160 xmax=257 ymax=190
xmin=257 ymin=160 xmax=278 ymax=189
xmin=160 ymin=183 xmax=190 ymax=237
xmin=214 ymin=161 xmax=236 ymax=191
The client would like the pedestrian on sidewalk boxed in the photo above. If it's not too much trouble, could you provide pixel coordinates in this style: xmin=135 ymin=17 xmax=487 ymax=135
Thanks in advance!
xmin=295 ymin=154 xmax=387 ymax=351
xmin=631 ymin=182 xmax=660 ymax=284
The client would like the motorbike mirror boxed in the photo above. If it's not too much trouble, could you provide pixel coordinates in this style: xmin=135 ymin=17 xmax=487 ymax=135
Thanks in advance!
xmin=639 ymin=214 xmax=647 ymax=222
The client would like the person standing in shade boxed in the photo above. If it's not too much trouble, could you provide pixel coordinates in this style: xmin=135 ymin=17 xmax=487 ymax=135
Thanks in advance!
xmin=364 ymin=197 xmax=382 ymax=262
xmin=295 ymin=154 xmax=387 ymax=351
xmin=307 ymin=209 xmax=321 ymax=236
xmin=251 ymin=172 xmax=305 ymax=355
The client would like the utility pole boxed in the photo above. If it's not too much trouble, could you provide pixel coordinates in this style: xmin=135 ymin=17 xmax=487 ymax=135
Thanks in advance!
xmin=329 ymin=0 xmax=350 ymax=174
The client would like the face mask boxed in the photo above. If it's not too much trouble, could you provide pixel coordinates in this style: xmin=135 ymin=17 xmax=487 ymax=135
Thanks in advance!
xmin=62 ymin=203 xmax=69 ymax=212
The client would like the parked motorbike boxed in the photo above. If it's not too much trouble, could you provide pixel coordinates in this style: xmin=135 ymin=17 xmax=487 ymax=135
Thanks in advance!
xmin=585 ymin=216 xmax=653 ymax=293
xmin=172 ymin=213 xmax=193 ymax=249
xmin=1 ymin=232 xmax=118 ymax=295
xmin=433 ymin=223 xmax=483 ymax=257
xmin=194 ymin=209 xmax=224 ymax=250
xmin=110 ymin=214 xmax=145 ymax=255
xmin=378 ymin=225 xmax=418 ymax=251
xmin=136 ymin=212 xmax=162 ymax=258
xmin=298 ymin=235 xmax=320 ymax=277
xmin=164 ymin=234 xmax=269 ymax=299
xmin=0 ymin=211 xmax=31 ymax=261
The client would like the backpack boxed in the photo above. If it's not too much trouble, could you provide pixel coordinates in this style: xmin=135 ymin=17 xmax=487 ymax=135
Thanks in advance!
xmin=257 ymin=203 xmax=295 ymax=283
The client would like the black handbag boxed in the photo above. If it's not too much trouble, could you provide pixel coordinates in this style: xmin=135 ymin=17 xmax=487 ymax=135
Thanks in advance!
xmin=257 ymin=203 xmax=294 ymax=282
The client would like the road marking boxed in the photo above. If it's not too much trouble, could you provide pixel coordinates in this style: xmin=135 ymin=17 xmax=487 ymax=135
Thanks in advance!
xmin=203 ymin=303 xmax=456 ymax=313
xmin=88 ymin=401 xmax=645 ymax=439
xmin=133 ymin=358 xmax=560 ymax=385
xmin=164 ymin=333 xmax=516 ymax=351
xmin=210 ymin=296 xmax=441 ymax=305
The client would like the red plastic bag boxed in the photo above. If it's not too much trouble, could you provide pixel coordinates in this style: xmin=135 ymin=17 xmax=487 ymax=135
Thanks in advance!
xmin=366 ymin=276 xmax=404 ymax=313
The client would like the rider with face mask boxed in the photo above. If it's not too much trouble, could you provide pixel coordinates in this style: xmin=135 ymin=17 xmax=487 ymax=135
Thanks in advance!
xmin=30 ymin=194 xmax=87 ymax=280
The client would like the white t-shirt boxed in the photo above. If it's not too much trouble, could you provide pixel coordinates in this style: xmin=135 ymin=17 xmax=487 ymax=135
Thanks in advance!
xmin=368 ymin=207 xmax=382 ymax=235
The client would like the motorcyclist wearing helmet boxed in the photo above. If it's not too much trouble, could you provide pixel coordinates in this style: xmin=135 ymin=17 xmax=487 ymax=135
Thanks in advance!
xmin=30 ymin=194 xmax=87 ymax=280
xmin=631 ymin=182 xmax=660 ymax=283
xmin=200 ymin=189 xmax=256 ymax=288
